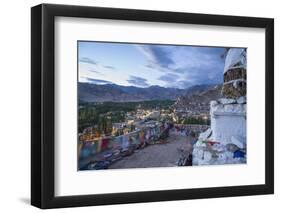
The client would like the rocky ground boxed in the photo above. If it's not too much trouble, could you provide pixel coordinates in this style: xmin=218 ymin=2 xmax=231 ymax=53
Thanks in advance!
xmin=108 ymin=133 xmax=194 ymax=169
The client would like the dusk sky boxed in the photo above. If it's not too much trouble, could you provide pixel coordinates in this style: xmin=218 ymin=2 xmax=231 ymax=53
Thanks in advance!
xmin=78 ymin=41 xmax=227 ymax=89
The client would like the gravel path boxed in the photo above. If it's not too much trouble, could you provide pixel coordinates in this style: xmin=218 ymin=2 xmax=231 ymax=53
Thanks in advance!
xmin=108 ymin=133 xmax=194 ymax=169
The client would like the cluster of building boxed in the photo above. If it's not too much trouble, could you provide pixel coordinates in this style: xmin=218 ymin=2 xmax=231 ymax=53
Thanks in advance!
xmin=172 ymin=85 xmax=223 ymax=124
xmin=78 ymin=120 xmax=172 ymax=170
xmin=171 ymin=109 xmax=209 ymax=125
xmin=78 ymin=107 xmax=175 ymax=170
xmin=173 ymin=100 xmax=210 ymax=116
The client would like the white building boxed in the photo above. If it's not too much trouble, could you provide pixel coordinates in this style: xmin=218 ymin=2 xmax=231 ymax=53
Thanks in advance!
xmin=210 ymin=98 xmax=246 ymax=146
xmin=192 ymin=48 xmax=247 ymax=166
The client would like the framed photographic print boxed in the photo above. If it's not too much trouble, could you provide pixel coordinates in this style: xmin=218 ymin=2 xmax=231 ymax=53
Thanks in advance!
xmin=31 ymin=3 xmax=274 ymax=209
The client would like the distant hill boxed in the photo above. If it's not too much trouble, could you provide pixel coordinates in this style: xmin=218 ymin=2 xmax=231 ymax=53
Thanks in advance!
xmin=78 ymin=83 xmax=216 ymax=103
xmin=173 ymin=84 xmax=223 ymax=112
xmin=183 ymin=84 xmax=215 ymax=96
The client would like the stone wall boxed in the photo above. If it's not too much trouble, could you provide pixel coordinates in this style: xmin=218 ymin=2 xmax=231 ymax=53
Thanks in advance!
xmin=224 ymin=68 xmax=246 ymax=82
xmin=222 ymin=48 xmax=247 ymax=99
xmin=222 ymin=79 xmax=246 ymax=98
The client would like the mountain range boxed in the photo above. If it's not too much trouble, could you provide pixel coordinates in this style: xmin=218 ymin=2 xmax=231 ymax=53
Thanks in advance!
xmin=78 ymin=82 xmax=217 ymax=103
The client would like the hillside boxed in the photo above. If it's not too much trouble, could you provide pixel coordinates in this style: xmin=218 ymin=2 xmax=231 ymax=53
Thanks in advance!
xmin=78 ymin=83 xmax=215 ymax=103
xmin=173 ymin=84 xmax=223 ymax=112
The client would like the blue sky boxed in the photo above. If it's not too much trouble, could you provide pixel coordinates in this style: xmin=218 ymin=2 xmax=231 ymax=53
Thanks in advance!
xmin=78 ymin=41 xmax=227 ymax=89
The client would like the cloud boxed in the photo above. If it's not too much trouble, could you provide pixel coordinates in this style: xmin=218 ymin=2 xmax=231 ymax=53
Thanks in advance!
xmin=164 ymin=46 xmax=226 ymax=87
xmin=79 ymin=57 xmax=97 ymax=65
xmin=177 ymin=81 xmax=190 ymax=89
xmin=138 ymin=45 xmax=226 ymax=88
xmin=135 ymin=45 xmax=174 ymax=70
xmin=86 ymin=78 xmax=113 ymax=85
xmin=145 ymin=64 xmax=155 ymax=69
xmin=158 ymin=73 xmax=179 ymax=83
xmin=169 ymin=46 xmax=224 ymax=70
xmin=103 ymin=65 xmax=115 ymax=69
xmin=148 ymin=46 xmax=174 ymax=67
xmin=127 ymin=75 xmax=149 ymax=87
xmin=80 ymin=41 xmax=233 ymax=89
xmin=136 ymin=45 xmax=225 ymax=86
xmin=89 ymin=70 xmax=103 ymax=75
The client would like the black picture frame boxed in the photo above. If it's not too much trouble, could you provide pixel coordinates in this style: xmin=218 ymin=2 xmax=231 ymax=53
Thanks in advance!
xmin=31 ymin=3 xmax=274 ymax=209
